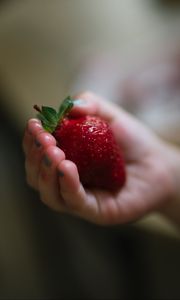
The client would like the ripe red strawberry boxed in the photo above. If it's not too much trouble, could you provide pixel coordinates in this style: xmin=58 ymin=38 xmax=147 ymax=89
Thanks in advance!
xmin=34 ymin=96 xmax=126 ymax=191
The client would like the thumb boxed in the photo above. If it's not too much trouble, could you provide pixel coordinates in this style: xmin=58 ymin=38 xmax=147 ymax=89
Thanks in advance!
xmin=72 ymin=91 xmax=158 ymax=161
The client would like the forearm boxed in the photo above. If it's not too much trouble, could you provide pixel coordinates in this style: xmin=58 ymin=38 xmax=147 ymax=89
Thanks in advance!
xmin=159 ymin=143 xmax=180 ymax=227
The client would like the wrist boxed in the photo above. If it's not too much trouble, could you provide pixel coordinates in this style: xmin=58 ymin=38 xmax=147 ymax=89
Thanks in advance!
xmin=159 ymin=142 xmax=180 ymax=225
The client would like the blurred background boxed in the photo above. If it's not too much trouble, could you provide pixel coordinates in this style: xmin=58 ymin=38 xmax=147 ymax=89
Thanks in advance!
xmin=0 ymin=0 xmax=180 ymax=299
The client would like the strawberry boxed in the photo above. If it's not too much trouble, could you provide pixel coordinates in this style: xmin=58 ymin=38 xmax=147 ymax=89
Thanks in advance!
xmin=34 ymin=96 xmax=126 ymax=191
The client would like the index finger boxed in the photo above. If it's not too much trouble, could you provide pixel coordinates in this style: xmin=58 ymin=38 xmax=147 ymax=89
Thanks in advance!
xmin=22 ymin=118 xmax=43 ymax=155
xmin=71 ymin=91 xmax=121 ymax=122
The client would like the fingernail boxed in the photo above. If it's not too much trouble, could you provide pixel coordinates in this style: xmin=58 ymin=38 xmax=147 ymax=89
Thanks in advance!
xmin=34 ymin=139 xmax=41 ymax=147
xmin=43 ymin=155 xmax=51 ymax=167
xmin=58 ymin=170 xmax=64 ymax=177
xmin=73 ymin=99 xmax=87 ymax=106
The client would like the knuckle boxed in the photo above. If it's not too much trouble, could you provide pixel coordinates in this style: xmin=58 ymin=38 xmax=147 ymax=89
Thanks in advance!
xmin=39 ymin=191 xmax=64 ymax=213
xmin=26 ymin=174 xmax=37 ymax=190
xmin=39 ymin=168 xmax=50 ymax=182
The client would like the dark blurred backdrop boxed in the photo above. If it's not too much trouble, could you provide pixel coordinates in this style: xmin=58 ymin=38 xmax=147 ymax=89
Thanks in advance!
xmin=0 ymin=1 xmax=180 ymax=299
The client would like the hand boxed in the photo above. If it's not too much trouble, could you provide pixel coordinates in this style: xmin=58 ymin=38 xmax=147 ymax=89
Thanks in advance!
xmin=22 ymin=92 xmax=177 ymax=225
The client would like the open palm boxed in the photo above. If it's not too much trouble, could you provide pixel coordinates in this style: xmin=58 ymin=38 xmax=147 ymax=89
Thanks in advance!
xmin=23 ymin=92 xmax=173 ymax=225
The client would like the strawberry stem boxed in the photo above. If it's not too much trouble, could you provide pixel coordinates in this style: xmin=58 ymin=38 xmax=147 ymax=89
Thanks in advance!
xmin=33 ymin=104 xmax=42 ymax=113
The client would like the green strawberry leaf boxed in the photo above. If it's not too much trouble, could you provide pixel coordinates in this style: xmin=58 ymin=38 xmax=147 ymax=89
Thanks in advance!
xmin=36 ymin=112 xmax=55 ymax=133
xmin=41 ymin=106 xmax=58 ymax=124
xmin=58 ymin=96 xmax=74 ymax=120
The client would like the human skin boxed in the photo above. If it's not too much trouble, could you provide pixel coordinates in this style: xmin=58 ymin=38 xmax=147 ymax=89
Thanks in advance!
xmin=22 ymin=92 xmax=180 ymax=226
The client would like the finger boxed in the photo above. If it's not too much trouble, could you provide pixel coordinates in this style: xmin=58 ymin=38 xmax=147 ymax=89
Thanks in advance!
xmin=22 ymin=118 xmax=42 ymax=156
xmin=25 ymin=131 xmax=56 ymax=190
xmin=72 ymin=91 xmax=120 ymax=122
xmin=38 ymin=146 xmax=66 ymax=211
xmin=57 ymin=160 xmax=99 ymax=222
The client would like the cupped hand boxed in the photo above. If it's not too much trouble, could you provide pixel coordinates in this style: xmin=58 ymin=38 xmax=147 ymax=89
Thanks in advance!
xmin=22 ymin=92 xmax=175 ymax=225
